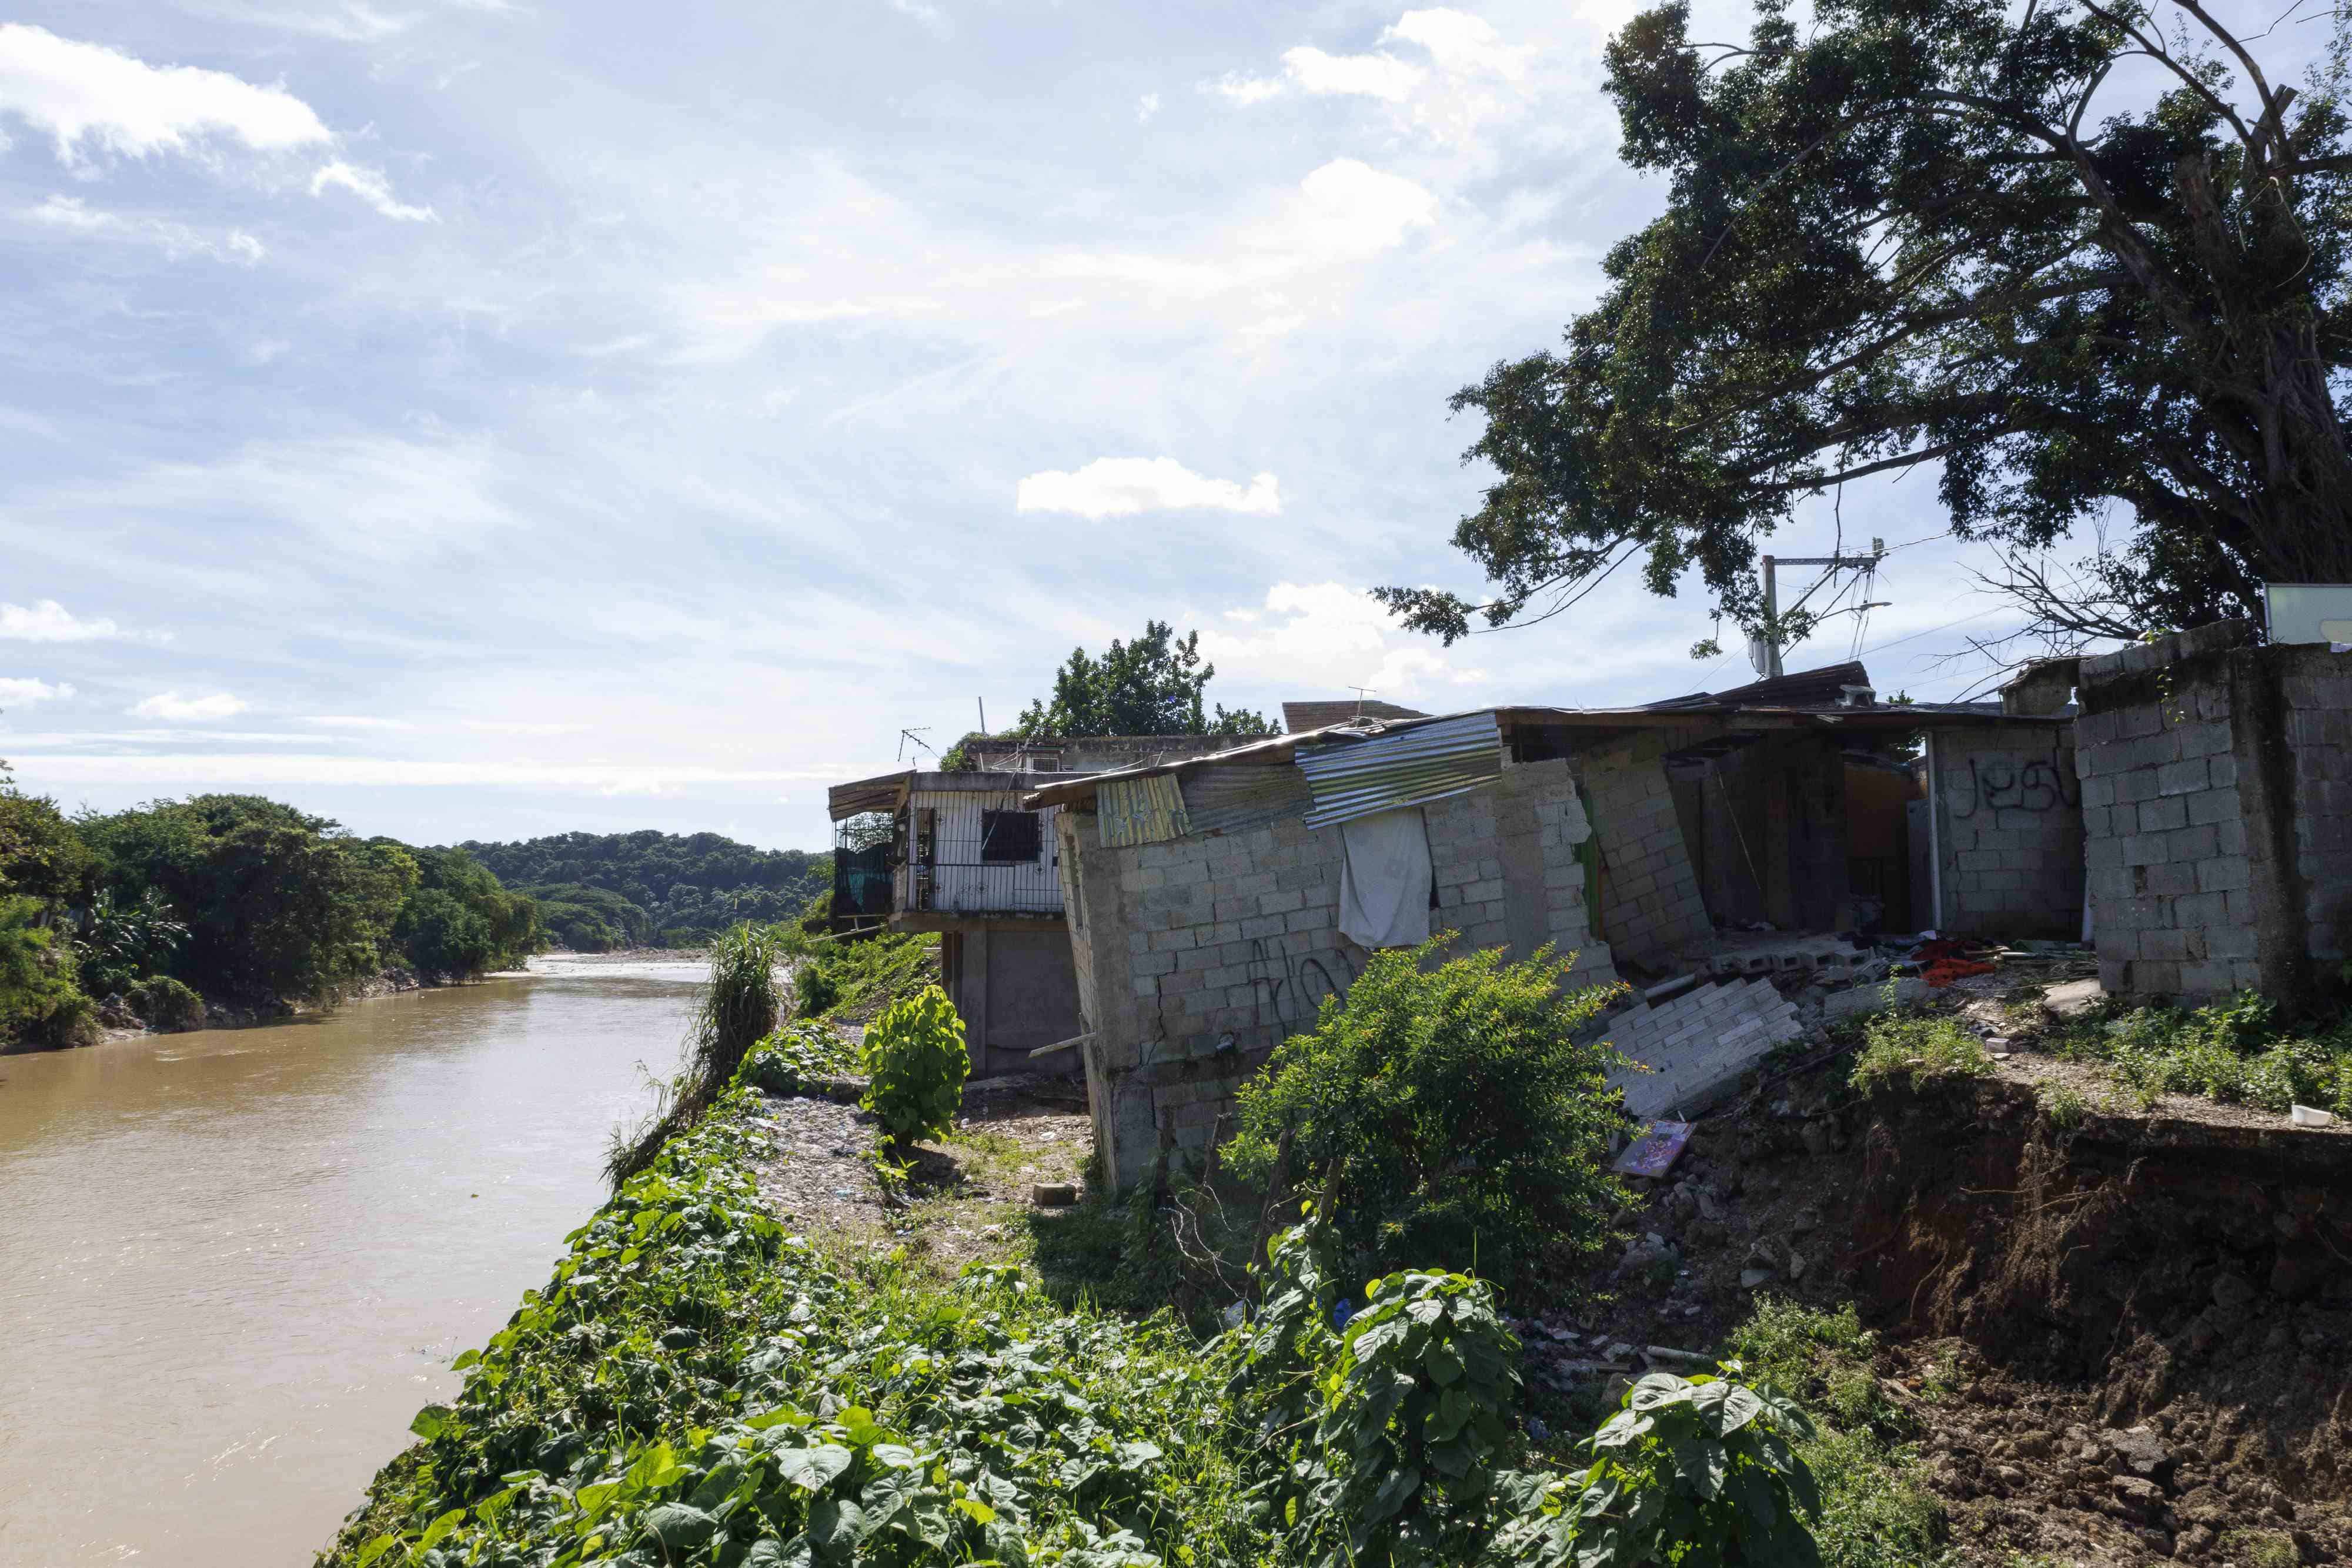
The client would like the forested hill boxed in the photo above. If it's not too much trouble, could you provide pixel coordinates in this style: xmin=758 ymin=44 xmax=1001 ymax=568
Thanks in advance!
xmin=457 ymin=830 xmax=830 ymax=951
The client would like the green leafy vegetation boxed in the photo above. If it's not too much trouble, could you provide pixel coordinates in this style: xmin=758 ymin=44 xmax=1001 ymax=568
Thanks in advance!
xmin=1848 ymin=1011 xmax=1994 ymax=1095
xmin=1224 ymin=937 xmax=1631 ymax=1295
xmin=790 ymin=928 xmax=941 ymax=1023
xmin=1726 ymin=1300 xmax=1951 ymax=1568
xmin=1007 ymin=618 xmax=1277 ymax=739
xmin=462 ymin=830 xmax=830 ymax=951
xmin=739 ymin=1020 xmax=860 ymax=1095
xmin=2042 ymin=992 xmax=2352 ymax=1115
xmin=0 ymin=781 xmax=545 ymax=1047
xmin=860 ymin=985 xmax=970 ymax=1147
xmin=1378 ymin=1 xmax=2352 ymax=652
xmin=126 ymin=974 xmax=205 ymax=1032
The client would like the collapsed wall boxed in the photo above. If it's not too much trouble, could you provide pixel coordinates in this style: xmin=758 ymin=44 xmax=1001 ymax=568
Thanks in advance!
xmin=1056 ymin=754 xmax=1626 ymax=1192
xmin=2076 ymin=621 xmax=2352 ymax=1000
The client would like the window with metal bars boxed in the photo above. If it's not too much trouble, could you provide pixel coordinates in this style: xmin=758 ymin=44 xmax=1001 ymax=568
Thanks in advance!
xmin=979 ymin=809 xmax=1043 ymax=864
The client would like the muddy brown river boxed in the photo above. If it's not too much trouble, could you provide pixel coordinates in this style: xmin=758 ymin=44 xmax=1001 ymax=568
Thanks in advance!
xmin=0 ymin=958 xmax=707 ymax=1566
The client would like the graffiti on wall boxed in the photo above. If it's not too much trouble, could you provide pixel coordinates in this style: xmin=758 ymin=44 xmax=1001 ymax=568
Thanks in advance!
xmin=1946 ymin=747 xmax=2079 ymax=818
xmin=1247 ymin=933 xmax=1357 ymax=1032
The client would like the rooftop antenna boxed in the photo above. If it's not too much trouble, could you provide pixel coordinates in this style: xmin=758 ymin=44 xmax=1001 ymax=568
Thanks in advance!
xmin=896 ymin=727 xmax=933 ymax=763
xmin=1347 ymin=684 xmax=1377 ymax=718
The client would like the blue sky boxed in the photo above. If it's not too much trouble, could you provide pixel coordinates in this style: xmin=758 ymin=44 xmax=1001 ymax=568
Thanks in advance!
xmin=2 ymin=1 xmax=2063 ymax=852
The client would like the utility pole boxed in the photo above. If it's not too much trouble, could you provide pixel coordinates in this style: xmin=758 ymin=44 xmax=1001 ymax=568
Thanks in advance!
xmin=1759 ymin=539 xmax=1885 ymax=678
xmin=976 ymin=697 xmax=987 ymax=736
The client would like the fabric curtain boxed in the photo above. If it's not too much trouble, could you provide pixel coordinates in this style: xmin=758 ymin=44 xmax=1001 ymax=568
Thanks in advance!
xmin=1337 ymin=807 xmax=1434 ymax=950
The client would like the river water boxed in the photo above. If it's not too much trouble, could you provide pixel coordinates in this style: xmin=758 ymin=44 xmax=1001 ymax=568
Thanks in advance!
xmin=0 ymin=958 xmax=708 ymax=1567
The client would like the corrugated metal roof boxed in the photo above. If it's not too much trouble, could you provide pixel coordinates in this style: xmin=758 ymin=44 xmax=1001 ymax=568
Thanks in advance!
xmin=1097 ymin=774 xmax=1190 ymax=848
xmin=1180 ymin=763 xmax=1314 ymax=838
xmin=1281 ymin=698 xmax=1428 ymax=732
xmin=828 ymin=768 xmax=914 ymax=820
xmin=1297 ymin=711 xmax=1504 ymax=829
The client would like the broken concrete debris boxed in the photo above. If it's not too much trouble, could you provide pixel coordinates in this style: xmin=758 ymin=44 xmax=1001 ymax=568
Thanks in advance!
xmin=1605 ymin=978 xmax=1805 ymax=1118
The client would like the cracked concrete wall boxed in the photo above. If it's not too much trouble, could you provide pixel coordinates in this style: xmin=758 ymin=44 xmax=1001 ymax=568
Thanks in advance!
xmin=2077 ymin=621 xmax=2352 ymax=1001
xmin=1581 ymin=731 xmax=1712 ymax=962
xmin=1059 ymin=757 xmax=1619 ymax=1191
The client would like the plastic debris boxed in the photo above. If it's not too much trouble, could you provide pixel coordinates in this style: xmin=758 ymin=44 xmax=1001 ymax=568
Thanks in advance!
xmin=1613 ymin=1119 xmax=1693 ymax=1178
xmin=2291 ymin=1104 xmax=2337 ymax=1128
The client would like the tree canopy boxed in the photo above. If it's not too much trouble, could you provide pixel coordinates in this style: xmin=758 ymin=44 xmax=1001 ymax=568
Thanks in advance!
xmin=459 ymin=830 xmax=830 ymax=951
xmin=1378 ymin=0 xmax=2352 ymax=651
xmin=1008 ymin=620 xmax=1278 ymax=738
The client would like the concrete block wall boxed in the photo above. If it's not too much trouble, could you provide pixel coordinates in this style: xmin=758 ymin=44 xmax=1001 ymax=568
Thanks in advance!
xmin=1061 ymin=757 xmax=1622 ymax=1191
xmin=1581 ymin=732 xmax=1712 ymax=961
xmin=2076 ymin=621 xmax=2352 ymax=1000
xmin=2281 ymin=648 xmax=2352 ymax=965
xmin=1929 ymin=725 xmax=2084 ymax=938
xmin=1604 ymin=978 xmax=1802 ymax=1118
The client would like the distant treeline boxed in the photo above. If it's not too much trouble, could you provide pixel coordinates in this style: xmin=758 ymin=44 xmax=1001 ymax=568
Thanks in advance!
xmin=458 ymin=830 xmax=831 ymax=952
xmin=1 ymin=788 xmax=540 ymax=1048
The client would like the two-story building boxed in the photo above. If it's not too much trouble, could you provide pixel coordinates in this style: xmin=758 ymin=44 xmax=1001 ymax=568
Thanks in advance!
xmin=826 ymin=734 xmax=1233 ymax=1076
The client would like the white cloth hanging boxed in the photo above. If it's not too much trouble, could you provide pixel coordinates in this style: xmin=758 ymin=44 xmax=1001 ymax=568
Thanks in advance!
xmin=1337 ymin=807 xmax=1434 ymax=950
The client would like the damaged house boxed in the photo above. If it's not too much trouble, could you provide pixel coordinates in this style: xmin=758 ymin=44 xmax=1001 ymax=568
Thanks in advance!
xmin=1025 ymin=665 xmax=2085 ymax=1191
xmin=826 ymin=734 xmax=1231 ymax=1076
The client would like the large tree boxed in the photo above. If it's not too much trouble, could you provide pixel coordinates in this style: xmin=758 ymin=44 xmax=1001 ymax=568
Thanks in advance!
xmin=1009 ymin=620 xmax=1278 ymax=738
xmin=1379 ymin=0 xmax=2352 ymax=651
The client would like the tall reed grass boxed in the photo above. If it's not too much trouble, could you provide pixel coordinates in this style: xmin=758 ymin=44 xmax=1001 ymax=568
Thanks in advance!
xmin=602 ymin=922 xmax=784 ymax=1187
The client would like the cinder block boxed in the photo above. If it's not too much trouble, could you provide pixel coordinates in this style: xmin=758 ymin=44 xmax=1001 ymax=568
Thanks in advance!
xmin=2195 ymin=855 xmax=2251 ymax=894
xmin=2136 ymin=796 xmax=2188 ymax=834
xmin=2157 ymin=758 xmax=2209 ymax=797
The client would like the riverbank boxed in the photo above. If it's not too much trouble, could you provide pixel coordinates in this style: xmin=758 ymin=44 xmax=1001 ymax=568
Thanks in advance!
xmin=0 ymin=962 xmax=707 ymax=1567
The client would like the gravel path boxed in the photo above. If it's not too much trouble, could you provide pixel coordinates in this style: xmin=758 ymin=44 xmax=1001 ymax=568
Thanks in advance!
xmin=743 ymin=1089 xmax=887 ymax=1242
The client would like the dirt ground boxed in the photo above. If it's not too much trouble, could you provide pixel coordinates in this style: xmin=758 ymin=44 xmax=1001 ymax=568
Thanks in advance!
xmin=745 ymin=1067 xmax=1092 ymax=1281
xmin=1548 ymin=989 xmax=2352 ymax=1568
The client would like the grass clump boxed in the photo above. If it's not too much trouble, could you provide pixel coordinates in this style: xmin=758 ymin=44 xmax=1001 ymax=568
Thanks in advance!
xmin=1223 ymin=937 xmax=1631 ymax=1298
xmin=1849 ymin=1010 xmax=1993 ymax=1095
xmin=2044 ymin=991 xmax=2352 ymax=1115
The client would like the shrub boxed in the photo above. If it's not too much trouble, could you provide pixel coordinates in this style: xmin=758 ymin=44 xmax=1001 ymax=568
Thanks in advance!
xmin=795 ymin=930 xmax=940 ymax=1021
xmin=861 ymin=984 xmax=969 ymax=1145
xmin=1304 ymin=1269 xmax=1522 ymax=1565
xmin=1223 ymin=937 xmax=1630 ymax=1293
xmin=127 ymin=974 xmax=206 ymax=1032
xmin=0 ymin=895 xmax=101 ymax=1049
xmin=1519 ymin=1367 xmax=1823 ymax=1567
xmin=1849 ymin=1011 xmax=1993 ymax=1094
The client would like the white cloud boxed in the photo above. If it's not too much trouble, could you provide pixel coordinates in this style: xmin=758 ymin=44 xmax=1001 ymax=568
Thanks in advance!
xmin=1015 ymin=457 xmax=1281 ymax=519
xmin=176 ymin=2 xmax=419 ymax=44
xmin=22 ymin=193 xmax=266 ymax=263
xmin=1207 ymin=73 xmax=1284 ymax=105
xmin=310 ymin=161 xmax=436 ymax=222
xmin=0 ymin=600 xmax=135 ymax=642
xmin=1135 ymin=92 xmax=1161 ymax=124
xmin=303 ymin=714 xmax=415 ymax=730
xmin=0 ymin=24 xmax=330 ymax=163
xmin=130 ymin=691 xmax=248 ymax=721
xmin=1202 ymin=581 xmax=1490 ymax=701
xmin=1275 ymin=158 xmax=1437 ymax=261
xmin=0 ymin=676 xmax=74 ymax=707
xmin=1281 ymin=46 xmax=1425 ymax=102
xmin=1206 ymin=8 xmax=1535 ymax=148
xmin=1388 ymin=9 xmax=1529 ymax=81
